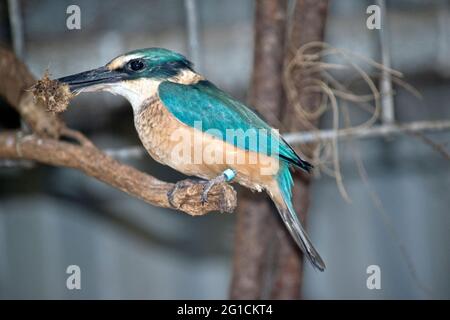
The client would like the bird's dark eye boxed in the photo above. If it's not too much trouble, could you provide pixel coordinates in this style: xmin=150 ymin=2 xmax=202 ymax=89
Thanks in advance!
xmin=127 ymin=59 xmax=145 ymax=72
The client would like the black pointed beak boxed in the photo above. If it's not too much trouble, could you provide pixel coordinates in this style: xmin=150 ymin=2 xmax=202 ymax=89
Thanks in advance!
xmin=57 ymin=66 xmax=126 ymax=92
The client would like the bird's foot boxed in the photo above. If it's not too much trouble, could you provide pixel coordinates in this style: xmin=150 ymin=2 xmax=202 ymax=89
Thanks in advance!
xmin=201 ymin=169 xmax=236 ymax=205
xmin=167 ymin=179 xmax=198 ymax=208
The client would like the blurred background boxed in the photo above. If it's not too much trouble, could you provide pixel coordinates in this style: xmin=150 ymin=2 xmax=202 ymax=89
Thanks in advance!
xmin=0 ymin=0 xmax=449 ymax=299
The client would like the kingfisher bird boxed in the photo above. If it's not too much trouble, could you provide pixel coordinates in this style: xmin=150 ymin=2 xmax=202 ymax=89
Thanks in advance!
xmin=57 ymin=48 xmax=325 ymax=271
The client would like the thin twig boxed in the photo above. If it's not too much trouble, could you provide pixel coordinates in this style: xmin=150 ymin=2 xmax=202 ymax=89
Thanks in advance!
xmin=351 ymin=142 xmax=435 ymax=298
xmin=407 ymin=131 xmax=450 ymax=161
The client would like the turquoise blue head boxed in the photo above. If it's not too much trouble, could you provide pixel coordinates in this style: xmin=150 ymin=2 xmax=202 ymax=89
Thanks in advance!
xmin=57 ymin=47 xmax=194 ymax=92
xmin=107 ymin=47 xmax=193 ymax=79
xmin=57 ymin=47 xmax=196 ymax=110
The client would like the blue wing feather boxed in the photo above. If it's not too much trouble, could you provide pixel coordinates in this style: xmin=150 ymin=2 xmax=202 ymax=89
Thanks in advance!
xmin=158 ymin=80 xmax=311 ymax=171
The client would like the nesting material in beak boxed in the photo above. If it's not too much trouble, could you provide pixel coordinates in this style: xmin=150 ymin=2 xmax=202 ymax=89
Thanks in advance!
xmin=32 ymin=71 xmax=73 ymax=113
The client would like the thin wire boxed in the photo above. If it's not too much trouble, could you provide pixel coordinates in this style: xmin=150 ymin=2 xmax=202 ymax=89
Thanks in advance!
xmin=7 ymin=0 xmax=30 ymax=142
xmin=7 ymin=0 xmax=24 ymax=60
xmin=376 ymin=0 xmax=395 ymax=124
xmin=184 ymin=0 xmax=202 ymax=71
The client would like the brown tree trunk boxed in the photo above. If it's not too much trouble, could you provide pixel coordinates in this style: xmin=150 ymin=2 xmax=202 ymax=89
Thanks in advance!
xmin=273 ymin=0 xmax=329 ymax=299
xmin=230 ymin=0 xmax=288 ymax=299
xmin=230 ymin=0 xmax=329 ymax=299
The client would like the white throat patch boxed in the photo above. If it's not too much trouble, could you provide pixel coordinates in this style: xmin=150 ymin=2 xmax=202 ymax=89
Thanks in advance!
xmin=104 ymin=78 xmax=162 ymax=114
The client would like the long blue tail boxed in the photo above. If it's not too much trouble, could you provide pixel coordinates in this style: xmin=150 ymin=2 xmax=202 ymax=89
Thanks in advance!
xmin=273 ymin=165 xmax=326 ymax=271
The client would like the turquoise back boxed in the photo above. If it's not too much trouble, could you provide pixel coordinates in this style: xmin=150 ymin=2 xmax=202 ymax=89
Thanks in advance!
xmin=158 ymin=80 xmax=300 ymax=166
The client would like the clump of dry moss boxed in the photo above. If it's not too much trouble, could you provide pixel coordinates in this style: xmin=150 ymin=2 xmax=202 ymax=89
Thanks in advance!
xmin=32 ymin=71 xmax=73 ymax=113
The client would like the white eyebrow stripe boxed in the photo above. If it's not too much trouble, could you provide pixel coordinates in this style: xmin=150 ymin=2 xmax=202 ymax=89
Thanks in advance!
xmin=124 ymin=53 xmax=145 ymax=61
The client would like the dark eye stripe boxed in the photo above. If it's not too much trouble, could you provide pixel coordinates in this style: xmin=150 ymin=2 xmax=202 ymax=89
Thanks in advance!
xmin=127 ymin=59 xmax=145 ymax=72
